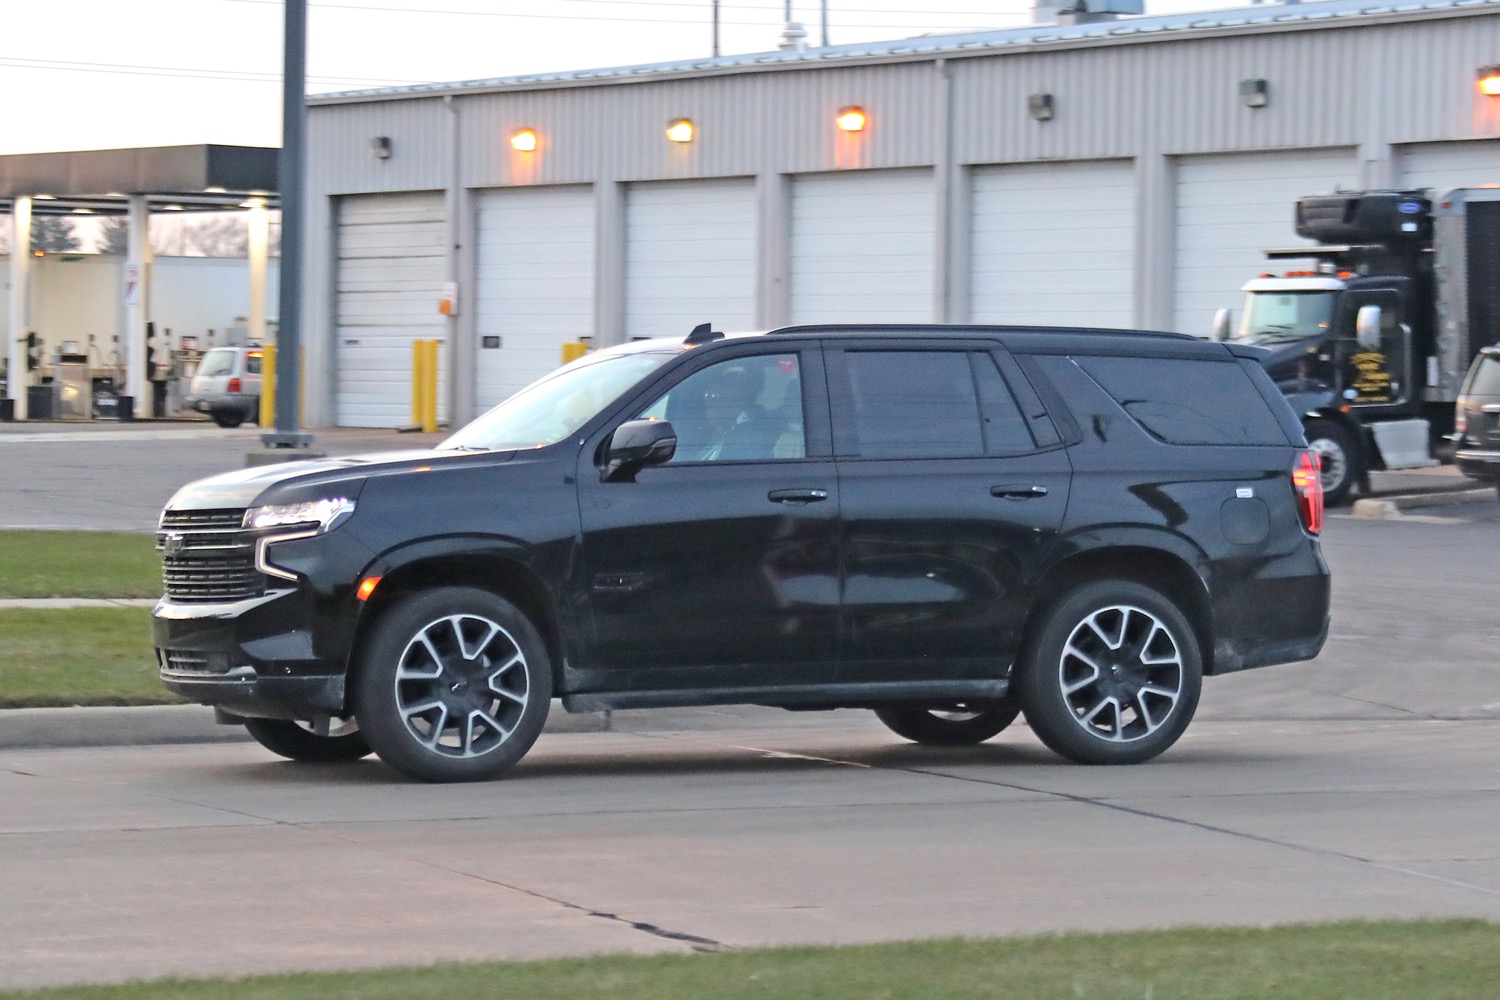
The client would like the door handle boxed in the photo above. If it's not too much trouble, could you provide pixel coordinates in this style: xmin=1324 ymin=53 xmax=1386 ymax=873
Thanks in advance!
xmin=990 ymin=484 xmax=1049 ymax=500
xmin=768 ymin=488 xmax=829 ymax=505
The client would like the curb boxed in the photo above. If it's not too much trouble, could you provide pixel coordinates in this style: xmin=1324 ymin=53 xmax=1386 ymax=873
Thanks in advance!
xmin=1351 ymin=487 xmax=1494 ymax=519
xmin=0 ymin=704 xmax=611 ymax=751
xmin=0 ymin=598 xmax=158 ymax=609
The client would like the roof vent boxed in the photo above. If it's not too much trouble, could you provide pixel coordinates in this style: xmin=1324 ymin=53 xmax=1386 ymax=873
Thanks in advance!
xmin=778 ymin=21 xmax=808 ymax=52
xmin=1033 ymin=0 xmax=1142 ymax=25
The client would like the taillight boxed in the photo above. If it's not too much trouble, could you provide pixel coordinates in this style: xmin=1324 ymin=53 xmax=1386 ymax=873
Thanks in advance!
xmin=227 ymin=377 xmax=242 ymax=393
xmin=1455 ymin=408 xmax=1467 ymax=435
xmin=1292 ymin=450 xmax=1324 ymax=535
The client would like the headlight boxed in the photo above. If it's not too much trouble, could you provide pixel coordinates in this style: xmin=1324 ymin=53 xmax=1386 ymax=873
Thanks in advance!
xmin=245 ymin=497 xmax=355 ymax=533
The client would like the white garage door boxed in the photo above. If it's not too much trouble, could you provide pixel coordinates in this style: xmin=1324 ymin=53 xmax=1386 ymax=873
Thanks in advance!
xmin=790 ymin=169 xmax=935 ymax=324
xmin=626 ymin=178 xmax=757 ymax=340
xmin=335 ymin=192 xmax=446 ymax=427
xmin=1174 ymin=148 xmax=1358 ymax=335
xmin=474 ymin=186 xmax=595 ymax=412
xmin=1398 ymin=141 xmax=1500 ymax=197
xmin=971 ymin=159 xmax=1135 ymax=328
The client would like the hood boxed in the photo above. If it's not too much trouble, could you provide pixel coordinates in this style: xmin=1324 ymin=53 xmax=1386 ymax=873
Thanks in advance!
xmin=162 ymin=448 xmax=510 ymax=514
xmin=1239 ymin=335 xmax=1324 ymax=376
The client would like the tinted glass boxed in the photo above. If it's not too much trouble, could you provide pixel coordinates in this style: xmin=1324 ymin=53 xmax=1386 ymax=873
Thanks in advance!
xmin=639 ymin=353 xmax=805 ymax=463
xmin=844 ymin=351 xmax=983 ymax=459
xmin=1463 ymin=353 xmax=1500 ymax=398
xmin=972 ymin=352 xmax=1036 ymax=453
xmin=245 ymin=354 xmax=263 ymax=376
xmin=1074 ymin=355 xmax=1287 ymax=446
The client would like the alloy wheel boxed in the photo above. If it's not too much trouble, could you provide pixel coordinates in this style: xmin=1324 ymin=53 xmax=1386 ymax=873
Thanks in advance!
xmin=1057 ymin=604 xmax=1184 ymax=743
xmin=393 ymin=613 xmax=531 ymax=759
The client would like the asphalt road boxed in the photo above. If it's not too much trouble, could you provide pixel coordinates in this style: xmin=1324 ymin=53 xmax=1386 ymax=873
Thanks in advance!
xmin=1 ymin=423 xmax=1498 ymax=989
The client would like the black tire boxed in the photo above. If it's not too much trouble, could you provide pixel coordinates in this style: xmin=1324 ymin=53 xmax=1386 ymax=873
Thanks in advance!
xmin=353 ymin=586 xmax=552 ymax=782
xmin=242 ymin=717 xmax=373 ymax=762
xmin=1017 ymin=580 xmax=1202 ymax=765
xmin=874 ymin=700 xmax=1021 ymax=745
xmin=212 ymin=410 xmax=244 ymax=429
xmin=1303 ymin=418 xmax=1358 ymax=506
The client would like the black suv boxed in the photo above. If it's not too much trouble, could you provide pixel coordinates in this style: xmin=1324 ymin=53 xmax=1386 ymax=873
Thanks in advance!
xmin=1453 ymin=346 xmax=1500 ymax=499
xmin=154 ymin=324 xmax=1330 ymax=782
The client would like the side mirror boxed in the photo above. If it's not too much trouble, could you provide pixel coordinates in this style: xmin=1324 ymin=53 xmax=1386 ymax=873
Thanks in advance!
xmin=1355 ymin=305 xmax=1383 ymax=351
xmin=1210 ymin=308 xmax=1232 ymax=342
xmin=603 ymin=419 xmax=676 ymax=482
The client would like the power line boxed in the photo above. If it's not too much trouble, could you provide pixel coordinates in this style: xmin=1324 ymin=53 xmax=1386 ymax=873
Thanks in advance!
xmin=0 ymin=55 xmax=434 ymax=87
xmin=218 ymin=0 xmax=1011 ymax=30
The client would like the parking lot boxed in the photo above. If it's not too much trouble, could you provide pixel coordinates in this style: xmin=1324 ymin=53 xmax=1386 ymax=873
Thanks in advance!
xmin=1 ymin=423 xmax=1497 ymax=989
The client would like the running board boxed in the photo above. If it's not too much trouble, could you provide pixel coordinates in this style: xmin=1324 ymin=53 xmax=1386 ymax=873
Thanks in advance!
xmin=561 ymin=679 xmax=1010 ymax=713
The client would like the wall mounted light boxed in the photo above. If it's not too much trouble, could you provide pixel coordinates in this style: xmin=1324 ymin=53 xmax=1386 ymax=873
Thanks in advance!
xmin=1240 ymin=78 xmax=1269 ymax=108
xmin=510 ymin=128 xmax=538 ymax=152
xmin=1479 ymin=66 xmax=1500 ymax=96
xmin=1028 ymin=93 xmax=1055 ymax=121
xmin=666 ymin=118 xmax=695 ymax=142
xmin=835 ymin=106 xmax=867 ymax=132
xmin=370 ymin=136 xmax=392 ymax=159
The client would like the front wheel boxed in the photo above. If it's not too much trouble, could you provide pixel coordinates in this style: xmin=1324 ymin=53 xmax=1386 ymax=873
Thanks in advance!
xmin=242 ymin=717 xmax=373 ymax=762
xmin=874 ymin=700 xmax=1021 ymax=745
xmin=1017 ymin=580 xmax=1202 ymax=765
xmin=353 ymin=587 xmax=552 ymax=782
xmin=1303 ymin=418 xmax=1358 ymax=506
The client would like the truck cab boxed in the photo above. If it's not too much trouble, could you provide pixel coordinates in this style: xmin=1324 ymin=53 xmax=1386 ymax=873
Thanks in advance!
xmin=1213 ymin=187 xmax=1500 ymax=504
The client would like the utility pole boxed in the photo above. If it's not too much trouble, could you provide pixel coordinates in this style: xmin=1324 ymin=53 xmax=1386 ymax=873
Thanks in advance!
xmin=712 ymin=0 xmax=720 ymax=57
xmin=264 ymin=0 xmax=313 ymax=448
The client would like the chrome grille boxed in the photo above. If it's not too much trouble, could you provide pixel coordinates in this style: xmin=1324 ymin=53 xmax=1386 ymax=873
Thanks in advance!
xmin=157 ymin=507 xmax=263 ymax=603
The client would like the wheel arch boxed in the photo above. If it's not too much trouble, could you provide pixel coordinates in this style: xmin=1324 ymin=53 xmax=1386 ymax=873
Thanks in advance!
xmin=1022 ymin=544 xmax=1215 ymax=675
xmin=351 ymin=550 xmax=566 ymax=691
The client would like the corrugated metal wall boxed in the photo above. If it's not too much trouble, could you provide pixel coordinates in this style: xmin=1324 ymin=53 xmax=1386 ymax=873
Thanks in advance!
xmin=298 ymin=7 xmax=1500 ymax=426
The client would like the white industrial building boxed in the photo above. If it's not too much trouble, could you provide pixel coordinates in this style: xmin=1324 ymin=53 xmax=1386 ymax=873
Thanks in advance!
xmin=294 ymin=0 xmax=1500 ymax=427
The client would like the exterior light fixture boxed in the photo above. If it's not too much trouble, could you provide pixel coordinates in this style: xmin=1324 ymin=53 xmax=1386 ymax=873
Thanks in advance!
xmin=1479 ymin=66 xmax=1500 ymax=96
xmin=370 ymin=136 xmax=392 ymax=159
xmin=835 ymin=107 xmax=867 ymax=132
xmin=510 ymin=128 xmax=538 ymax=152
xmin=666 ymin=118 xmax=695 ymax=143
xmin=1240 ymin=78 xmax=1269 ymax=108
xmin=1028 ymin=93 xmax=1055 ymax=121
xmin=34 ymin=193 xmax=56 ymax=200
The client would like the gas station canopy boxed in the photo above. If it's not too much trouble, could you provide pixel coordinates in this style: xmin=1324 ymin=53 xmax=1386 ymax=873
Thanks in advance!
xmin=0 ymin=144 xmax=279 ymax=216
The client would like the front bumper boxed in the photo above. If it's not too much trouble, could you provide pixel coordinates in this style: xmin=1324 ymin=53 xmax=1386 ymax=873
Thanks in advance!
xmin=153 ymin=588 xmax=350 ymax=721
xmin=1455 ymin=448 xmax=1500 ymax=485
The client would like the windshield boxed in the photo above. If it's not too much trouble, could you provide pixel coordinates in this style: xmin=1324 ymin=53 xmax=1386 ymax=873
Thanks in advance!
xmin=439 ymin=350 xmax=676 ymax=451
xmin=197 ymin=349 xmax=237 ymax=377
xmin=1233 ymin=291 xmax=1335 ymax=345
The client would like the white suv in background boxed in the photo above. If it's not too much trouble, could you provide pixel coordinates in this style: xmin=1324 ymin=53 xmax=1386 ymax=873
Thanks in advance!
xmin=186 ymin=347 xmax=263 ymax=428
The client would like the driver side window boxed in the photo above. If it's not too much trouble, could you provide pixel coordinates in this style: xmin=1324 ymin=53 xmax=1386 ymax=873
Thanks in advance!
xmin=639 ymin=354 xmax=806 ymax=463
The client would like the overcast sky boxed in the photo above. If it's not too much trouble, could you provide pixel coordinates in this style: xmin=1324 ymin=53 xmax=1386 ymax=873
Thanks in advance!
xmin=1 ymin=0 xmax=1260 ymax=156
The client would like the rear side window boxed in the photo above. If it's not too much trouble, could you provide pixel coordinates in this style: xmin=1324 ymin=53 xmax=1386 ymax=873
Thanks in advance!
xmin=839 ymin=350 xmax=1036 ymax=459
xmin=246 ymin=353 xmax=263 ymax=376
xmin=1463 ymin=353 xmax=1500 ymax=397
xmin=1073 ymin=355 xmax=1287 ymax=446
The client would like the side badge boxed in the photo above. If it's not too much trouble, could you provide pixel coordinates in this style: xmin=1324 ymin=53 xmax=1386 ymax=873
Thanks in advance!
xmin=1236 ymin=487 xmax=1254 ymax=499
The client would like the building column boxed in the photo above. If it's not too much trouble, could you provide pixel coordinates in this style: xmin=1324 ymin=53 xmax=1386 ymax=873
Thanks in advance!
xmin=124 ymin=195 xmax=154 ymax=418
xmin=1133 ymin=153 xmax=1176 ymax=331
xmin=7 ymin=196 xmax=32 ymax=420
xmin=247 ymin=199 xmax=269 ymax=346
xmin=756 ymin=171 xmax=791 ymax=328
xmin=595 ymin=181 xmax=626 ymax=346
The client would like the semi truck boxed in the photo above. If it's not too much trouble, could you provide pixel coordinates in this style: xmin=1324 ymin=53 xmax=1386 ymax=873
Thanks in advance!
xmin=1213 ymin=187 xmax=1500 ymax=504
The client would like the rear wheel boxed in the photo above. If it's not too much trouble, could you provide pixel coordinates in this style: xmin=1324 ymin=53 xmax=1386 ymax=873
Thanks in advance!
xmin=1303 ymin=418 xmax=1357 ymax=506
xmin=873 ymin=700 xmax=1021 ymax=745
xmin=212 ymin=410 xmax=244 ymax=429
xmin=242 ymin=717 xmax=372 ymax=762
xmin=353 ymin=587 xmax=552 ymax=782
xmin=1017 ymin=580 xmax=1202 ymax=765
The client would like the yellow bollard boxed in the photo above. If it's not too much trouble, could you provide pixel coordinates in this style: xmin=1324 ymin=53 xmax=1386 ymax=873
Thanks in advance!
xmin=422 ymin=338 xmax=439 ymax=433
xmin=561 ymin=341 xmax=589 ymax=365
xmin=411 ymin=339 xmax=428 ymax=429
xmin=259 ymin=344 xmax=277 ymax=428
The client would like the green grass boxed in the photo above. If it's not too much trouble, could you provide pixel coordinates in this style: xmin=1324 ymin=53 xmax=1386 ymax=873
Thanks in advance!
xmin=2 ymin=920 xmax=1496 ymax=1000
xmin=0 ymin=531 xmax=161 ymax=599
xmin=0 ymin=608 xmax=176 ymax=707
